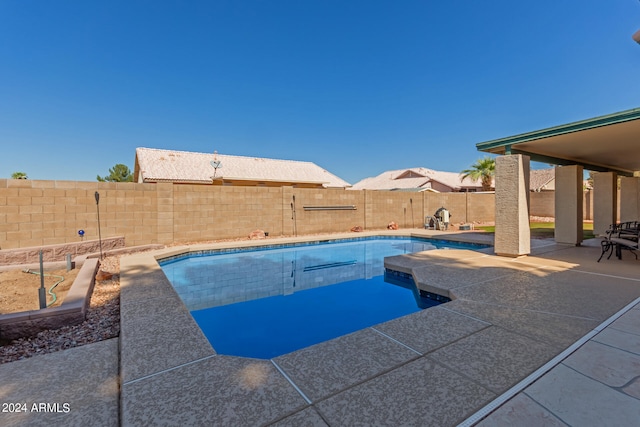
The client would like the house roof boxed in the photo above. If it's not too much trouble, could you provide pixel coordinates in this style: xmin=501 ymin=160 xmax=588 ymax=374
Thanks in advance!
xmin=530 ymin=168 xmax=555 ymax=191
xmin=476 ymin=107 xmax=640 ymax=176
xmin=349 ymin=167 xmax=483 ymax=191
xmin=134 ymin=148 xmax=351 ymax=188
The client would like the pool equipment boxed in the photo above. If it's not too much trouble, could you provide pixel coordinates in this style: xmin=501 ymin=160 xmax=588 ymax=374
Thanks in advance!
xmin=425 ymin=207 xmax=451 ymax=230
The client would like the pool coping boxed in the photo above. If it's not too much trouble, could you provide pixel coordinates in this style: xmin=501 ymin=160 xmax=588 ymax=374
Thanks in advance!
xmin=120 ymin=230 xmax=498 ymax=421
xmin=120 ymin=230 xmax=639 ymax=425
xmin=119 ymin=230 xmax=488 ymax=374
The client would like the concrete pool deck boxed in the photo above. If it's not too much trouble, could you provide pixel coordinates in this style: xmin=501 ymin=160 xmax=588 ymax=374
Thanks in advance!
xmin=1 ymin=230 xmax=639 ymax=426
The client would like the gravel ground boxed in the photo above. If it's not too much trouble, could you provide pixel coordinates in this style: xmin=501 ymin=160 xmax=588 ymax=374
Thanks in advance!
xmin=0 ymin=238 xmax=262 ymax=365
xmin=0 ymin=256 xmax=121 ymax=365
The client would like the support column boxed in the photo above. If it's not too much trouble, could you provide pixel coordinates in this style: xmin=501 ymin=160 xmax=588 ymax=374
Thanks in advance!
xmin=619 ymin=176 xmax=640 ymax=223
xmin=495 ymin=155 xmax=530 ymax=257
xmin=593 ymin=172 xmax=618 ymax=236
xmin=554 ymin=165 xmax=583 ymax=245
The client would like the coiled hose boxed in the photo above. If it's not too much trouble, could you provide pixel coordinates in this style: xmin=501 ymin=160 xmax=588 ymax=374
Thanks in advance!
xmin=22 ymin=269 xmax=65 ymax=307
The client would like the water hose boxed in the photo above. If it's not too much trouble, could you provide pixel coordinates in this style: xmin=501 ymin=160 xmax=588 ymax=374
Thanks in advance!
xmin=22 ymin=269 xmax=65 ymax=307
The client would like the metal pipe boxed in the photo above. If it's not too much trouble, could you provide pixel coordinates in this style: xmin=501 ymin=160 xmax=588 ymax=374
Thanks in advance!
xmin=38 ymin=250 xmax=46 ymax=309
xmin=95 ymin=191 xmax=103 ymax=259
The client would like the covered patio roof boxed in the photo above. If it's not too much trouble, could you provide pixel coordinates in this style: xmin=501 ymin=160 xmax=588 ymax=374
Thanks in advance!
xmin=476 ymin=107 xmax=640 ymax=176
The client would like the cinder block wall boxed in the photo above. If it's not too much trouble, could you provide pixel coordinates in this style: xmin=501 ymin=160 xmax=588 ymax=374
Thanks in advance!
xmin=291 ymin=188 xmax=365 ymax=235
xmin=171 ymin=185 xmax=285 ymax=243
xmin=529 ymin=190 xmax=597 ymax=221
xmin=2 ymin=179 xmax=505 ymax=250
xmin=0 ymin=179 xmax=160 ymax=249
xmin=466 ymin=193 xmax=495 ymax=223
xmin=365 ymin=191 xmax=423 ymax=229
xmin=530 ymin=191 xmax=555 ymax=217
xmin=426 ymin=193 xmax=467 ymax=224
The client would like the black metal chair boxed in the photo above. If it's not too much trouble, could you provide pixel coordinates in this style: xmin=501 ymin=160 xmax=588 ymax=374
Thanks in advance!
xmin=598 ymin=221 xmax=639 ymax=262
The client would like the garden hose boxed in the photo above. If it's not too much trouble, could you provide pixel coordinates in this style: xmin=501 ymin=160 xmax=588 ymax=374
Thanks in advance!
xmin=22 ymin=269 xmax=65 ymax=307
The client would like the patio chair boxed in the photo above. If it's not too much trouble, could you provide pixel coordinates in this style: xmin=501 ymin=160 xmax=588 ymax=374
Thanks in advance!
xmin=598 ymin=222 xmax=640 ymax=262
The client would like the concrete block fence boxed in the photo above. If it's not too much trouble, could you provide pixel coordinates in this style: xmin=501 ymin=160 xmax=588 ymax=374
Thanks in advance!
xmin=0 ymin=178 xmax=580 ymax=251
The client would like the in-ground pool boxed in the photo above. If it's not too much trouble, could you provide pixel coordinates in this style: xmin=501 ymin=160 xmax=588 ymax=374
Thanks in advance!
xmin=160 ymin=237 xmax=485 ymax=359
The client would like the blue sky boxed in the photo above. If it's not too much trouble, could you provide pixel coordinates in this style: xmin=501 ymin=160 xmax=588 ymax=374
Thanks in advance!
xmin=1 ymin=1 xmax=638 ymax=184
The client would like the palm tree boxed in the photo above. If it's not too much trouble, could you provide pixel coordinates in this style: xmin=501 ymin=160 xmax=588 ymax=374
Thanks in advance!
xmin=460 ymin=157 xmax=495 ymax=191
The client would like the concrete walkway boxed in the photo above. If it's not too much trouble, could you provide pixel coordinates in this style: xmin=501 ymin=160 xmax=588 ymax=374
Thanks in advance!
xmin=0 ymin=338 xmax=119 ymax=427
xmin=1 ymin=232 xmax=639 ymax=426
xmin=473 ymin=298 xmax=640 ymax=426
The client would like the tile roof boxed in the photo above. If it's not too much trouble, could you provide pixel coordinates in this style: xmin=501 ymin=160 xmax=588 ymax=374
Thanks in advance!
xmin=134 ymin=148 xmax=351 ymax=188
xmin=530 ymin=168 xmax=555 ymax=191
xmin=349 ymin=167 xmax=483 ymax=191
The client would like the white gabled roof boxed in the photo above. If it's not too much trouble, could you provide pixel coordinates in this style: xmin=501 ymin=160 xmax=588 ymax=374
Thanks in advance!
xmin=134 ymin=148 xmax=351 ymax=188
xmin=349 ymin=167 xmax=482 ymax=191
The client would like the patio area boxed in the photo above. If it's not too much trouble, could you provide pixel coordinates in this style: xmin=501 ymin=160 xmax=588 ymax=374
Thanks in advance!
xmin=1 ymin=230 xmax=639 ymax=426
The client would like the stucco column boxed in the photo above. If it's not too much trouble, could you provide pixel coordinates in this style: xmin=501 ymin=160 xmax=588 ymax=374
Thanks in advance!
xmin=494 ymin=154 xmax=530 ymax=257
xmin=619 ymin=176 xmax=640 ymax=223
xmin=554 ymin=165 xmax=583 ymax=245
xmin=593 ymin=172 xmax=618 ymax=236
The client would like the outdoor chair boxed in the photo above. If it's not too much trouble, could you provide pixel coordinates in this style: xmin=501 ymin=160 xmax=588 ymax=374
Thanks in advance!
xmin=598 ymin=221 xmax=640 ymax=262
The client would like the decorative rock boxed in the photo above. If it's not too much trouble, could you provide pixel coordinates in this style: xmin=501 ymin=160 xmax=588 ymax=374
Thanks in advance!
xmin=350 ymin=226 xmax=363 ymax=232
xmin=387 ymin=221 xmax=398 ymax=230
xmin=96 ymin=270 xmax=113 ymax=281
xmin=248 ymin=229 xmax=266 ymax=240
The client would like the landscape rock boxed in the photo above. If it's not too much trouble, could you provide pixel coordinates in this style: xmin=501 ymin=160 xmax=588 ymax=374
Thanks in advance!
xmin=387 ymin=221 xmax=398 ymax=230
xmin=96 ymin=270 xmax=113 ymax=281
xmin=350 ymin=226 xmax=363 ymax=232
xmin=248 ymin=229 xmax=266 ymax=240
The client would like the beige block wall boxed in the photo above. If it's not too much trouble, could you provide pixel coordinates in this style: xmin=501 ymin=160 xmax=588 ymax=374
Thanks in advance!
xmin=0 ymin=179 xmax=161 ymax=249
xmin=530 ymin=191 xmax=596 ymax=220
xmin=530 ymin=191 xmax=555 ymax=217
xmin=172 ymin=185 xmax=285 ymax=242
xmin=292 ymin=188 xmax=365 ymax=234
xmin=425 ymin=193 xmax=466 ymax=225
xmin=466 ymin=193 xmax=495 ymax=223
xmin=2 ymin=179 xmax=518 ymax=250
xmin=365 ymin=191 xmax=422 ymax=230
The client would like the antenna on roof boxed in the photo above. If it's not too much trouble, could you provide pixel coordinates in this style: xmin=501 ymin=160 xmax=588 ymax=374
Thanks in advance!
xmin=210 ymin=150 xmax=223 ymax=181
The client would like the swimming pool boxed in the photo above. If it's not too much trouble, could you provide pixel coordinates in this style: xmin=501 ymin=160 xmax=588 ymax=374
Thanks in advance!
xmin=161 ymin=237 xmax=484 ymax=359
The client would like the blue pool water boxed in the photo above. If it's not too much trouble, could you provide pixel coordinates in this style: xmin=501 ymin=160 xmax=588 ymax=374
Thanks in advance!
xmin=161 ymin=237 xmax=483 ymax=359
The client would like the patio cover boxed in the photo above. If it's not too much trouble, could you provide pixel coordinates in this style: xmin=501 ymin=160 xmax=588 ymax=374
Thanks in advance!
xmin=476 ymin=107 xmax=640 ymax=176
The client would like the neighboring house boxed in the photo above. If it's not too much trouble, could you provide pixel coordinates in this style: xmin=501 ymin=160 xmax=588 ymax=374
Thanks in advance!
xmin=133 ymin=148 xmax=351 ymax=189
xmin=349 ymin=167 xmax=485 ymax=192
xmin=530 ymin=168 xmax=555 ymax=192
